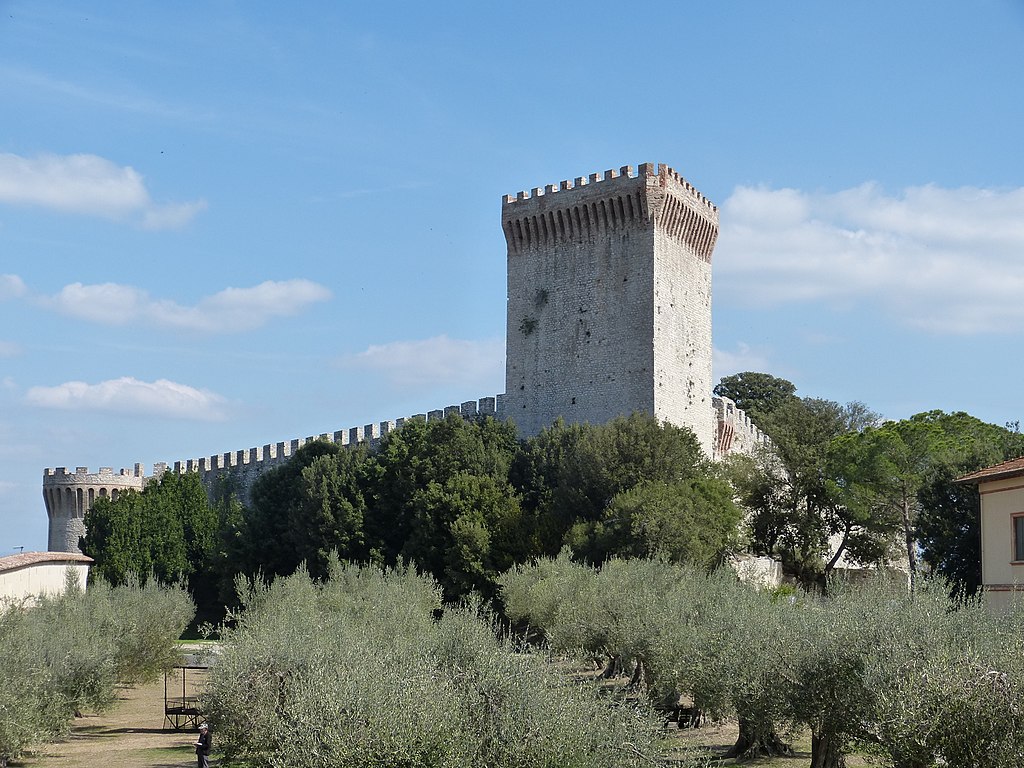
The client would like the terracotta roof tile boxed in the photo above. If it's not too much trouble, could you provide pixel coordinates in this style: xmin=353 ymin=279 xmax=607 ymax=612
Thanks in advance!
xmin=0 ymin=551 xmax=93 ymax=574
xmin=956 ymin=456 xmax=1024 ymax=484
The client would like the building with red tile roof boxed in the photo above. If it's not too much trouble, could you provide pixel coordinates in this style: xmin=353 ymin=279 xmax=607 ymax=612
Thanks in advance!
xmin=0 ymin=550 xmax=92 ymax=605
xmin=956 ymin=457 xmax=1024 ymax=611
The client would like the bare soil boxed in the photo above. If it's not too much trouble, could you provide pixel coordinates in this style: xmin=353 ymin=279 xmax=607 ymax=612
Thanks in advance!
xmin=661 ymin=719 xmax=875 ymax=767
xmin=15 ymin=679 xmax=201 ymax=768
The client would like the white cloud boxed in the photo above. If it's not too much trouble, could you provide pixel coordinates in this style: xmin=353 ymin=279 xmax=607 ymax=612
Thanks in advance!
xmin=43 ymin=278 xmax=332 ymax=332
xmin=25 ymin=377 xmax=227 ymax=420
xmin=716 ymin=183 xmax=1024 ymax=334
xmin=0 ymin=152 xmax=206 ymax=229
xmin=0 ymin=274 xmax=27 ymax=300
xmin=340 ymin=335 xmax=505 ymax=392
xmin=713 ymin=342 xmax=774 ymax=381
xmin=0 ymin=342 xmax=22 ymax=358
xmin=141 ymin=199 xmax=209 ymax=230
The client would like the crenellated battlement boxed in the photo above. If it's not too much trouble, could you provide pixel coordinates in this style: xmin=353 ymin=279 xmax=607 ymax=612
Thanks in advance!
xmin=41 ymin=463 xmax=147 ymax=552
xmin=156 ymin=395 xmax=502 ymax=482
xmin=501 ymin=162 xmax=719 ymax=262
xmin=502 ymin=163 xmax=717 ymax=213
xmin=42 ymin=395 xmax=505 ymax=555
xmin=43 ymin=464 xmax=145 ymax=481
xmin=712 ymin=396 xmax=771 ymax=460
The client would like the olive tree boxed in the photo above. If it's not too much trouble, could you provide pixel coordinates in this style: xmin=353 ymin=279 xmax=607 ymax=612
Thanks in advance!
xmin=0 ymin=606 xmax=70 ymax=768
xmin=206 ymin=558 xmax=685 ymax=768
xmin=0 ymin=577 xmax=193 ymax=767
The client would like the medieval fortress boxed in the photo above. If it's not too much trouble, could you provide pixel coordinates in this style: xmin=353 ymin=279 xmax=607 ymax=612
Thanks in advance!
xmin=43 ymin=162 xmax=768 ymax=553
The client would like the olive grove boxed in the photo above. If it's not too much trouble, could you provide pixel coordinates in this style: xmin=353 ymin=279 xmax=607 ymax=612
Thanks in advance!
xmin=0 ymin=577 xmax=193 ymax=768
xmin=203 ymin=558 xmax=707 ymax=768
xmin=500 ymin=556 xmax=1024 ymax=768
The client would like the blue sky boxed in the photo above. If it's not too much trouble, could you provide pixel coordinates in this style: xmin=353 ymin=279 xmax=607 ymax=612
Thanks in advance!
xmin=3 ymin=1 xmax=1024 ymax=551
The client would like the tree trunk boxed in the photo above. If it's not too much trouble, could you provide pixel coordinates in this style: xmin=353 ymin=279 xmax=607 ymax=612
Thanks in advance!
xmin=627 ymin=659 xmax=650 ymax=690
xmin=599 ymin=655 xmax=620 ymax=679
xmin=725 ymin=716 xmax=793 ymax=759
xmin=809 ymin=731 xmax=847 ymax=768
xmin=902 ymin=494 xmax=918 ymax=592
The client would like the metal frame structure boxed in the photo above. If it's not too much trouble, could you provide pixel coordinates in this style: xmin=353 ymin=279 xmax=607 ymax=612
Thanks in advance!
xmin=164 ymin=664 xmax=207 ymax=730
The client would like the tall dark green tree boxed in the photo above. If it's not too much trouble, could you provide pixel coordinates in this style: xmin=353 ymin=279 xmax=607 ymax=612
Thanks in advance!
xmin=241 ymin=439 xmax=359 ymax=579
xmin=513 ymin=413 xmax=713 ymax=563
xmin=909 ymin=411 xmax=1024 ymax=596
xmin=732 ymin=397 xmax=879 ymax=588
xmin=237 ymin=416 xmax=523 ymax=599
xmin=567 ymin=476 xmax=741 ymax=567
xmin=81 ymin=470 xmax=216 ymax=595
xmin=826 ymin=420 xmax=955 ymax=591
xmin=361 ymin=414 xmax=520 ymax=576
xmin=713 ymin=372 xmax=797 ymax=427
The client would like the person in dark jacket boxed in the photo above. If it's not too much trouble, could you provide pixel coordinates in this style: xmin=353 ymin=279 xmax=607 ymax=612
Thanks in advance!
xmin=194 ymin=722 xmax=212 ymax=768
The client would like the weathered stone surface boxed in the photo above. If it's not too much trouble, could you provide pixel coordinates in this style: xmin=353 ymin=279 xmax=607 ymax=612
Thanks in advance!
xmin=501 ymin=163 xmax=717 ymax=454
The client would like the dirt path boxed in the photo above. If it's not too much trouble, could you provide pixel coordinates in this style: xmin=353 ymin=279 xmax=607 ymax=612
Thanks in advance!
xmin=20 ymin=680 xmax=201 ymax=768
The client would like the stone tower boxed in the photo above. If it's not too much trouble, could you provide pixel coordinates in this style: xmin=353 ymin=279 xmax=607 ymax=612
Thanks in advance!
xmin=42 ymin=465 xmax=145 ymax=552
xmin=501 ymin=162 xmax=718 ymax=453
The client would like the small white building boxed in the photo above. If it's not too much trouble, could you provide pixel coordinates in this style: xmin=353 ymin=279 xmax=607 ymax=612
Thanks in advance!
xmin=0 ymin=551 xmax=92 ymax=605
xmin=956 ymin=457 xmax=1024 ymax=612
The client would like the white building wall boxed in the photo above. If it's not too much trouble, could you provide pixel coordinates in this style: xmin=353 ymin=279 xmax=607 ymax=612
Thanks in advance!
xmin=0 ymin=552 xmax=92 ymax=605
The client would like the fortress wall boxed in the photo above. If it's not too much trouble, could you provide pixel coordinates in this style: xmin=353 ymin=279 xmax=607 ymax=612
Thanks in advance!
xmin=44 ymin=397 xmax=505 ymax=552
xmin=712 ymin=396 xmax=771 ymax=460
xmin=652 ymin=223 xmax=714 ymax=453
xmin=170 ymin=395 xmax=500 ymax=504
xmin=504 ymin=189 xmax=655 ymax=434
xmin=42 ymin=396 xmax=766 ymax=556
xmin=41 ymin=465 xmax=146 ymax=552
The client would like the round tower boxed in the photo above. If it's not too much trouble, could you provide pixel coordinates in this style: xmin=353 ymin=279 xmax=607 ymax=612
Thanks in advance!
xmin=42 ymin=465 xmax=146 ymax=553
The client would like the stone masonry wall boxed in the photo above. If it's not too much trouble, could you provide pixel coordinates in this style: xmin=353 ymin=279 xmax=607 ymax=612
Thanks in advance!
xmin=502 ymin=162 xmax=718 ymax=454
xmin=713 ymin=396 xmax=771 ymax=460
xmin=158 ymin=395 xmax=501 ymax=506
xmin=43 ymin=397 xmax=504 ymax=552
xmin=42 ymin=465 xmax=146 ymax=553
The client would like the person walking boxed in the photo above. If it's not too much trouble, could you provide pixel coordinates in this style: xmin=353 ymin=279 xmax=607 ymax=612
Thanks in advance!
xmin=194 ymin=722 xmax=212 ymax=768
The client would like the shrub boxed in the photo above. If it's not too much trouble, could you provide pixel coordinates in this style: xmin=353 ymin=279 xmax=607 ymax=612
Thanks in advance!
xmin=205 ymin=560 xmax=687 ymax=768
xmin=0 ymin=575 xmax=192 ymax=767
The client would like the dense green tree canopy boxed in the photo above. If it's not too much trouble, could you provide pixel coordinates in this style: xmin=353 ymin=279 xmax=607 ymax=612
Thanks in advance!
xmin=226 ymin=412 xmax=731 ymax=600
xmin=81 ymin=470 xmax=217 ymax=594
xmin=909 ymin=411 xmax=1024 ymax=595
xmin=512 ymin=413 xmax=716 ymax=561
xmin=713 ymin=371 xmax=797 ymax=426
xmin=732 ymin=396 xmax=882 ymax=587
xmin=79 ymin=385 xmax=1024 ymax=608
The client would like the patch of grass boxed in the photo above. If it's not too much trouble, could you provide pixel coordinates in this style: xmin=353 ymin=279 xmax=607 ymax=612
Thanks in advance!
xmin=141 ymin=745 xmax=193 ymax=756
xmin=67 ymin=728 xmax=117 ymax=739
